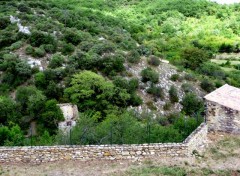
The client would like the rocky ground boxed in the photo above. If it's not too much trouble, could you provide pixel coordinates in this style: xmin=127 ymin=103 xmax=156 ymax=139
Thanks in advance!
xmin=1 ymin=133 xmax=239 ymax=176
xmin=126 ymin=58 xmax=205 ymax=116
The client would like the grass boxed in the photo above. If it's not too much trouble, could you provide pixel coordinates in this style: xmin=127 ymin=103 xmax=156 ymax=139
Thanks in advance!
xmin=123 ymin=165 xmax=236 ymax=176
xmin=220 ymin=67 xmax=236 ymax=72
xmin=124 ymin=166 xmax=187 ymax=176
xmin=209 ymin=136 xmax=240 ymax=160
xmin=211 ymin=59 xmax=240 ymax=65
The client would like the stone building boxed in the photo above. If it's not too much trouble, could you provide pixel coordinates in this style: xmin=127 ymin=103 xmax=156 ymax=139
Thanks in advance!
xmin=57 ymin=103 xmax=79 ymax=133
xmin=204 ymin=84 xmax=240 ymax=134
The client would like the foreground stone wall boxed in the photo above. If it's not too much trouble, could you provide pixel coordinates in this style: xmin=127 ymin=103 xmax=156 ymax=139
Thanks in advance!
xmin=206 ymin=100 xmax=240 ymax=134
xmin=0 ymin=123 xmax=207 ymax=164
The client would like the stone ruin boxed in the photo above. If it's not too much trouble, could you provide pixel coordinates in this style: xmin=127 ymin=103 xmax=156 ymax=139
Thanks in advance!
xmin=57 ymin=103 xmax=79 ymax=133
xmin=205 ymin=84 xmax=240 ymax=134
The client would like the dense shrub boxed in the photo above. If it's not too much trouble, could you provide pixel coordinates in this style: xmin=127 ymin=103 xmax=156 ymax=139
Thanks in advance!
xmin=91 ymin=42 xmax=115 ymax=55
xmin=25 ymin=45 xmax=35 ymax=55
xmin=169 ymin=85 xmax=179 ymax=103
xmin=18 ymin=3 xmax=32 ymax=13
xmin=42 ymin=44 xmax=57 ymax=53
xmin=181 ymin=47 xmax=211 ymax=70
xmin=34 ymin=47 xmax=46 ymax=57
xmin=197 ymin=62 xmax=226 ymax=80
xmin=61 ymin=42 xmax=75 ymax=55
xmin=129 ymin=93 xmax=142 ymax=106
xmin=0 ymin=54 xmax=32 ymax=88
xmin=29 ymin=31 xmax=56 ymax=47
xmin=181 ymin=93 xmax=204 ymax=116
xmin=141 ymin=67 xmax=159 ymax=83
xmin=0 ymin=96 xmax=19 ymax=125
xmin=147 ymin=56 xmax=161 ymax=66
xmin=184 ymin=73 xmax=196 ymax=81
xmin=98 ymin=54 xmax=125 ymax=76
xmin=63 ymin=28 xmax=83 ymax=45
xmin=170 ymin=74 xmax=180 ymax=81
xmin=10 ymin=41 xmax=23 ymax=51
xmin=49 ymin=54 xmax=64 ymax=68
xmin=127 ymin=50 xmax=141 ymax=63
xmin=219 ymin=43 xmax=234 ymax=53
xmin=147 ymin=84 xmax=164 ymax=100
xmin=181 ymin=83 xmax=194 ymax=93
xmin=0 ymin=17 xmax=10 ymax=30
xmin=200 ymin=78 xmax=215 ymax=92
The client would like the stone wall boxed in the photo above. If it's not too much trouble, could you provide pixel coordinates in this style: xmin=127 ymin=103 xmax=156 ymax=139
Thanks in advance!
xmin=0 ymin=123 xmax=207 ymax=164
xmin=206 ymin=100 xmax=240 ymax=134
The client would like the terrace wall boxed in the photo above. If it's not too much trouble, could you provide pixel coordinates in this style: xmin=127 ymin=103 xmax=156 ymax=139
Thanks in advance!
xmin=0 ymin=123 xmax=207 ymax=163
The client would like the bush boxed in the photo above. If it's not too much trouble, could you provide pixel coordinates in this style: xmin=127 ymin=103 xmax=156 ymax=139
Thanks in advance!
xmin=200 ymin=78 xmax=215 ymax=92
xmin=29 ymin=31 xmax=56 ymax=47
xmin=127 ymin=50 xmax=141 ymax=63
xmin=25 ymin=45 xmax=34 ymax=55
xmin=184 ymin=73 xmax=196 ymax=81
xmin=181 ymin=47 xmax=210 ymax=70
xmin=18 ymin=3 xmax=32 ymax=13
xmin=141 ymin=67 xmax=159 ymax=83
xmin=181 ymin=93 xmax=204 ymax=116
xmin=129 ymin=93 xmax=143 ymax=106
xmin=163 ymin=102 xmax=171 ymax=111
xmin=181 ymin=83 xmax=194 ymax=93
xmin=63 ymin=28 xmax=82 ymax=45
xmin=0 ymin=17 xmax=10 ymax=30
xmin=197 ymin=62 xmax=226 ymax=80
xmin=169 ymin=85 xmax=179 ymax=103
xmin=61 ymin=42 xmax=75 ymax=55
xmin=215 ymin=80 xmax=224 ymax=88
xmin=42 ymin=44 xmax=57 ymax=53
xmin=147 ymin=56 xmax=160 ymax=66
xmin=147 ymin=84 xmax=164 ymax=100
xmin=98 ymin=54 xmax=125 ymax=76
xmin=170 ymin=74 xmax=180 ymax=81
xmin=219 ymin=43 xmax=234 ymax=53
xmin=34 ymin=47 xmax=46 ymax=57
xmin=10 ymin=41 xmax=23 ymax=51
xmin=49 ymin=54 xmax=64 ymax=68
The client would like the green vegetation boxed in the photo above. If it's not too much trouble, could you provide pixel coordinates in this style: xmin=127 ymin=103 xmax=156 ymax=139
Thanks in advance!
xmin=0 ymin=0 xmax=239 ymax=146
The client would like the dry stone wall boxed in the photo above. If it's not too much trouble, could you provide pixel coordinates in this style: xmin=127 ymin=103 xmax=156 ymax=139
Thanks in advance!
xmin=206 ymin=100 xmax=240 ymax=134
xmin=0 ymin=123 xmax=207 ymax=164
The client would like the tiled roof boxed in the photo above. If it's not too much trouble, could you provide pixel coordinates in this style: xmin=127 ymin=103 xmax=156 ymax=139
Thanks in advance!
xmin=204 ymin=84 xmax=240 ymax=111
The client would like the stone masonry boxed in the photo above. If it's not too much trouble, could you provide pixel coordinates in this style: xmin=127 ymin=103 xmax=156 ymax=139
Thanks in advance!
xmin=0 ymin=123 xmax=207 ymax=163
xmin=205 ymin=84 xmax=240 ymax=134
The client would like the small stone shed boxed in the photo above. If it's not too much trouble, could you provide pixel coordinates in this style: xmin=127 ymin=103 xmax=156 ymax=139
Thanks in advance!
xmin=57 ymin=103 xmax=79 ymax=133
xmin=204 ymin=84 xmax=240 ymax=134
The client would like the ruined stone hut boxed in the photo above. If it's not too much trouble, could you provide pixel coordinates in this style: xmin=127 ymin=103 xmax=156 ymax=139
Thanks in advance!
xmin=204 ymin=84 xmax=240 ymax=134
xmin=57 ymin=103 xmax=79 ymax=133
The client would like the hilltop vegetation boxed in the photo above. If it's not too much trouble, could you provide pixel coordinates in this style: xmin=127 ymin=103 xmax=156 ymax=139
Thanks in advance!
xmin=0 ymin=0 xmax=239 ymax=145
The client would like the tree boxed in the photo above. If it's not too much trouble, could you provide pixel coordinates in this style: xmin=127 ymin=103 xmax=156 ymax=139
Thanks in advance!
xmin=181 ymin=47 xmax=210 ymax=70
xmin=64 ymin=71 xmax=130 ymax=113
xmin=0 ymin=96 xmax=19 ymax=125
xmin=4 ymin=125 xmax=24 ymax=146
xmin=181 ymin=93 xmax=204 ymax=116
xmin=16 ymin=86 xmax=46 ymax=118
xmin=0 ymin=54 xmax=32 ymax=87
xmin=40 ymin=100 xmax=64 ymax=135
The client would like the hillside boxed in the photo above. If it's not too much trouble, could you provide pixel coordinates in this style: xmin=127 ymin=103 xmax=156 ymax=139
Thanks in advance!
xmin=0 ymin=0 xmax=240 ymax=146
